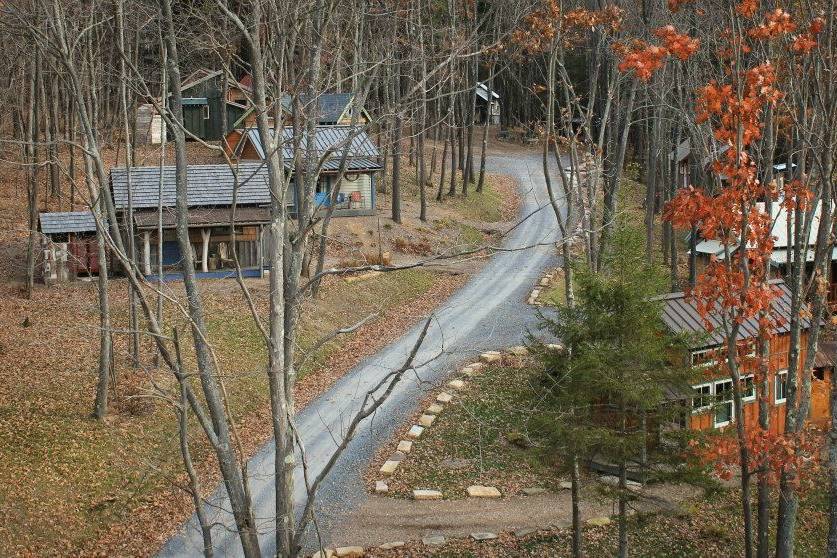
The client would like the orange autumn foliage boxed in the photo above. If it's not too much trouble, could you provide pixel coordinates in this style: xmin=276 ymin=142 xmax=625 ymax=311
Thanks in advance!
xmin=749 ymin=8 xmax=797 ymax=40
xmin=616 ymin=26 xmax=699 ymax=81
xmin=510 ymin=2 xmax=623 ymax=54
xmin=692 ymin=427 xmax=823 ymax=486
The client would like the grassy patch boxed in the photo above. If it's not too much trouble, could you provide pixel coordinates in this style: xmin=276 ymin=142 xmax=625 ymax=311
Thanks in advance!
xmin=542 ymin=273 xmax=567 ymax=306
xmin=388 ymin=156 xmax=508 ymax=223
xmin=443 ymin=181 xmax=505 ymax=223
xmin=389 ymin=361 xmax=568 ymax=497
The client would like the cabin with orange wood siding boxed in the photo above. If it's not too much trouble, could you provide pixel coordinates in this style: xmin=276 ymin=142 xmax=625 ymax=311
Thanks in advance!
xmin=657 ymin=280 xmax=833 ymax=435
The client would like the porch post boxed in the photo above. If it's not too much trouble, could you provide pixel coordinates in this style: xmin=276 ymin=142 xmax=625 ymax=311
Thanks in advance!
xmin=201 ymin=228 xmax=210 ymax=273
xmin=257 ymin=224 xmax=264 ymax=278
xmin=142 ymin=231 xmax=151 ymax=276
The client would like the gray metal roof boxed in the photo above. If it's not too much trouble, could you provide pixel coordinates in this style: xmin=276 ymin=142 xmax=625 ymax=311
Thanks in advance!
xmin=111 ymin=163 xmax=271 ymax=210
xmin=282 ymin=93 xmax=354 ymax=124
xmin=320 ymin=157 xmax=381 ymax=172
xmin=476 ymin=82 xmax=500 ymax=101
xmin=656 ymin=279 xmax=809 ymax=349
xmin=39 ymin=211 xmax=98 ymax=235
xmin=241 ymin=125 xmax=380 ymax=163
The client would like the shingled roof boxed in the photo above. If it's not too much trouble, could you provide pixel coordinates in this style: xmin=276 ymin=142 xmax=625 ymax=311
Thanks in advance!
xmin=110 ymin=163 xmax=270 ymax=210
xmin=655 ymin=279 xmax=810 ymax=349
xmin=237 ymin=125 xmax=380 ymax=166
xmin=39 ymin=211 xmax=99 ymax=235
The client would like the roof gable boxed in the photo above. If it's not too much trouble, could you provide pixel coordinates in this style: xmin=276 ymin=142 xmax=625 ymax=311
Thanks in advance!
xmin=236 ymin=125 xmax=380 ymax=164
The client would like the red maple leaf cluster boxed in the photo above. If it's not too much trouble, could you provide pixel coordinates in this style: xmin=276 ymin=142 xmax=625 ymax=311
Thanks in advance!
xmin=792 ymin=17 xmax=825 ymax=54
xmin=655 ymin=25 xmax=701 ymax=61
xmin=698 ymin=427 xmax=823 ymax=485
xmin=616 ymin=26 xmax=699 ymax=81
xmin=510 ymin=2 xmax=624 ymax=54
xmin=749 ymin=8 xmax=796 ymax=39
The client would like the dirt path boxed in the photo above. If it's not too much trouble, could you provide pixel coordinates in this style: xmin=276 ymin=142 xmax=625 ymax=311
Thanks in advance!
xmin=331 ymin=484 xmax=701 ymax=548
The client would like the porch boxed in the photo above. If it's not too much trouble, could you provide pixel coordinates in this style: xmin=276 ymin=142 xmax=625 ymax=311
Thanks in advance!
xmin=134 ymin=208 xmax=267 ymax=279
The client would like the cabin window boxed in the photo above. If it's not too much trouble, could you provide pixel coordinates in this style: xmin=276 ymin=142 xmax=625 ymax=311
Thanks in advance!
xmin=692 ymin=383 xmax=712 ymax=412
xmin=690 ymin=348 xmax=718 ymax=368
xmin=742 ymin=375 xmax=756 ymax=402
xmin=202 ymin=104 xmax=210 ymax=120
xmin=775 ymin=371 xmax=788 ymax=403
xmin=714 ymin=379 xmax=734 ymax=427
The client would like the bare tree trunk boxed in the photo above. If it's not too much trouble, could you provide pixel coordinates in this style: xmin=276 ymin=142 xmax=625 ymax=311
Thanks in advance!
xmin=25 ymin=51 xmax=39 ymax=300
xmin=570 ymin=454 xmax=582 ymax=558
xmin=599 ymin=80 xmax=637 ymax=268
xmin=174 ymin=329 xmax=214 ymax=558
xmin=829 ymin=356 xmax=837 ymax=557
xmin=392 ymin=109 xmax=403 ymax=223
xmin=476 ymin=69 xmax=492 ymax=193
xmin=437 ymin=125 xmax=448 ymax=202
xmin=159 ymin=0 xmax=261 ymax=553
xmin=89 ymin=147 xmax=113 ymax=420
xmin=116 ymin=0 xmax=140 ymax=368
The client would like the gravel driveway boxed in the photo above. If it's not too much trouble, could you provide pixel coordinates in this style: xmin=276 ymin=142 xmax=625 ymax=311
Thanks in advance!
xmin=158 ymin=146 xmax=566 ymax=557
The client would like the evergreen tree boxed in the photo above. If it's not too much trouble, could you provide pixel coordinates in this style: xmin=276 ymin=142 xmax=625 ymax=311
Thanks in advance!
xmin=534 ymin=224 xmax=695 ymax=558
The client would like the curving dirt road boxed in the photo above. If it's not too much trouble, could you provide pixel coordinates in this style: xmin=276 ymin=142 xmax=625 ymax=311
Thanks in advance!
xmin=158 ymin=146 xmax=566 ymax=557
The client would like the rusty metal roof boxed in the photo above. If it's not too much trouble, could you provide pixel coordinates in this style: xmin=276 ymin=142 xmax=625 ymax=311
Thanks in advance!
xmin=655 ymin=279 xmax=810 ymax=349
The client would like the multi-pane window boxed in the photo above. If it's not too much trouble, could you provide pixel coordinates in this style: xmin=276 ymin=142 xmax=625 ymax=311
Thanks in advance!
xmin=742 ymin=376 xmax=756 ymax=401
xmin=692 ymin=383 xmax=712 ymax=412
xmin=714 ymin=379 xmax=734 ymax=427
xmin=692 ymin=376 xmax=758 ymax=428
xmin=690 ymin=348 xmax=718 ymax=367
xmin=775 ymin=371 xmax=788 ymax=403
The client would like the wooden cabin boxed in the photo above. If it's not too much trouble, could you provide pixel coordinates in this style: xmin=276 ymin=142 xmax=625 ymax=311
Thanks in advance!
xmin=657 ymin=280 xmax=833 ymax=435
xmin=109 ymin=163 xmax=272 ymax=280
xmin=138 ymin=69 xmax=251 ymax=144
xmin=225 ymin=125 xmax=380 ymax=216
xmin=475 ymin=82 xmax=500 ymax=125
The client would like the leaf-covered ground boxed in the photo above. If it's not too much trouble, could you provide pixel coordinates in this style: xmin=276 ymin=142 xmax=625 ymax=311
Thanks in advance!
xmin=0 ymin=269 xmax=468 ymax=556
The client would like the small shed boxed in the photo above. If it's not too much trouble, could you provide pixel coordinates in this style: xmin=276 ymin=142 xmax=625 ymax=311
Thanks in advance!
xmin=38 ymin=210 xmax=107 ymax=283
xmin=475 ymin=82 xmax=500 ymax=125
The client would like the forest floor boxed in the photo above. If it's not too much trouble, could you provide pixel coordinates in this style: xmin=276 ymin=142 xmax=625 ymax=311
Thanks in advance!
xmin=0 ymin=139 xmax=519 ymax=556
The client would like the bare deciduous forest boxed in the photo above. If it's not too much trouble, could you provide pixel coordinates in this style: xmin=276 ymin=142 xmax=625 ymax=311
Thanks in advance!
xmin=0 ymin=0 xmax=835 ymax=556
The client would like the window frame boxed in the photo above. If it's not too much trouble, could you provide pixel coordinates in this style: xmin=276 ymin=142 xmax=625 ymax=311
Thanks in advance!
xmin=741 ymin=375 xmax=756 ymax=402
xmin=202 ymin=104 xmax=210 ymax=120
xmin=690 ymin=348 xmax=719 ymax=368
xmin=713 ymin=379 xmax=734 ymax=428
xmin=691 ymin=382 xmax=713 ymax=413
xmin=775 ymin=370 xmax=788 ymax=404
